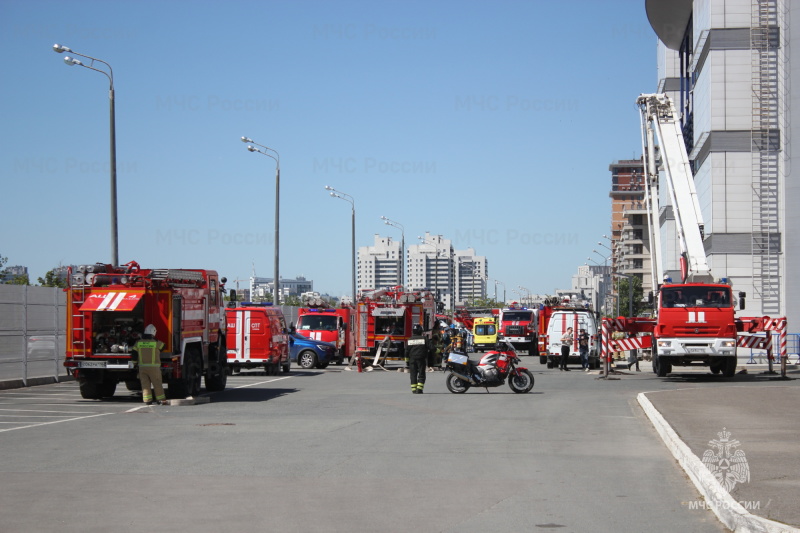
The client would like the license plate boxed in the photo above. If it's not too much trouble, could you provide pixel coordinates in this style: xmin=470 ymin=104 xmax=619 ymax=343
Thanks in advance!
xmin=686 ymin=348 xmax=706 ymax=353
xmin=79 ymin=361 xmax=106 ymax=368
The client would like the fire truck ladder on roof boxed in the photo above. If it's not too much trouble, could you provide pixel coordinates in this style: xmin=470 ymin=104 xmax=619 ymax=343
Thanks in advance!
xmin=150 ymin=269 xmax=206 ymax=285
xmin=750 ymin=0 xmax=781 ymax=315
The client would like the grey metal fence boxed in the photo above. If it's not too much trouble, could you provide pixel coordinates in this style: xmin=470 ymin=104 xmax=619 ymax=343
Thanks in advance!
xmin=0 ymin=285 xmax=67 ymax=385
xmin=0 ymin=290 xmax=300 ymax=387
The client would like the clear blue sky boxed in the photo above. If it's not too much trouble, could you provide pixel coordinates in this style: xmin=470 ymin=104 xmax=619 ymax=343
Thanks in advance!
xmin=1 ymin=0 xmax=657 ymax=298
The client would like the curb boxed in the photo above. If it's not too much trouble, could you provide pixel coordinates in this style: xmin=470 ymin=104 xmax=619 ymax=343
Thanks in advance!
xmin=637 ymin=392 xmax=800 ymax=533
xmin=0 ymin=375 xmax=75 ymax=391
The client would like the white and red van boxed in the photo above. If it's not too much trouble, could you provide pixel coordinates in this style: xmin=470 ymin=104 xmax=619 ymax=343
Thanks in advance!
xmin=225 ymin=303 xmax=290 ymax=375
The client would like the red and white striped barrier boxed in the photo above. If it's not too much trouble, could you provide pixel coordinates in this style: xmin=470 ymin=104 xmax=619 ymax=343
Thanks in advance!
xmin=610 ymin=335 xmax=653 ymax=352
xmin=737 ymin=335 xmax=771 ymax=350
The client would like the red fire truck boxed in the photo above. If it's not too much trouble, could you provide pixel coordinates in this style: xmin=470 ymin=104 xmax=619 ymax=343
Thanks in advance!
xmin=498 ymin=302 xmax=537 ymax=354
xmin=63 ymin=261 xmax=228 ymax=400
xmin=354 ymin=287 xmax=436 ymax=361
xmin=295 ymin=305 xmax=354 ymax=364
xmin=226 ymin=302 xmax=290 ymax=375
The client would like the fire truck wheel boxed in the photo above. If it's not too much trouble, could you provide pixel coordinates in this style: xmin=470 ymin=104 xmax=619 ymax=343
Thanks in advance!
xmin=171 ymin=349 xmax=203 ymax=399
xmin=79 ymin=379 xmax=102 ymax=400
xmin=125 ymin=380 xmax=142 ymax=391
xmin=316 ymin=361 xmax=329 ymax=369
xmin=98 ymin=380 xmax=117 ymax=398
xmin=281 ymin=361 xmax=291 ymax=373
xmin=298 ymin=350 xmax=318 ymax=369
xmin=264 ymin=364 xmax=279 ymax=376
xmin=539 ymin=356 xmax=547 ymax=365
xmin=205 ymin=361 xmax=228 ymax=392
xmin=205 ymin=341 xmax=228 ymax=392
xmin=722 ymin=356 xmax=737 ymax=378
xmin=546 ymin=360 xmax=554 ymax=369
xmin=654 ymin=354 xmax=672 ymax=377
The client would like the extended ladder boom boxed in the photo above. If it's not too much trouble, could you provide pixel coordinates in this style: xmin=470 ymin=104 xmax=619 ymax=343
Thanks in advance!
xmin=637 ymin=93 xmax=713 ymax=284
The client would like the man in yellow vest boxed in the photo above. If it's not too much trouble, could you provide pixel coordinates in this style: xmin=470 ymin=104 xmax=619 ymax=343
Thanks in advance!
xmin=133 ymin=324 xmax=167 ymax=405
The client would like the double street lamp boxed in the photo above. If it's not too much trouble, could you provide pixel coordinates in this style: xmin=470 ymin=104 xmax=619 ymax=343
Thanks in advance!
xmin=242 ymin=137 xmax=280 ymax=305
xmin=53 ymin=44 xmax=118 ymax=265
xmin=325 ymin=186 xmax=356 ymax=303
xmin=380 ymin=216 xmax=404 ymax=288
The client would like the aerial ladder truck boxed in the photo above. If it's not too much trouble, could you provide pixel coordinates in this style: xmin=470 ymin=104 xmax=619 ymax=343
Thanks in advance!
xmin=606 ymin=94 xmax=786 ymax=377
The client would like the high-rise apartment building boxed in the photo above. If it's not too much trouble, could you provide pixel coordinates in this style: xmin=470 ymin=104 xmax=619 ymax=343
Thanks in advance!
xmin=609 ymin=158 xmax=654 ymax=294
xmin=407 ymin=233 xmax=454 ymax=309
xmin=646 ymin=0 xmax=796 ymax=322
xmin=357 ymin=234 xmax=402 ymax=290
xmin=454 ymin=249 xmax=488 ymax=306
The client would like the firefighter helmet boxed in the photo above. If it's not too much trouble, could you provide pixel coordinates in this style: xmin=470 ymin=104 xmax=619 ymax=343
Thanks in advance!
xmin=144 ymin=324 xmax=157 ymax=336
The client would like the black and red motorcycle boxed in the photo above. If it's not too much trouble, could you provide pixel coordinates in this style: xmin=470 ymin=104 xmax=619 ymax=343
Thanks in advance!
xmin=444 ymin=338 xmax=534 ymax=393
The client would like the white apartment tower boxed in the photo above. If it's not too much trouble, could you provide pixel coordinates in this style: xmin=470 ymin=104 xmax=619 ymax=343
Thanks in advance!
xmin=357 ymin=234 xmax=402 ymax=291
xmin=454 ymin=248 xmax=488 ymax=306
xmin=407 ymin=233 xmax=455 ymax=309
xmin=646 ymin=0 xmax=798 ymax=325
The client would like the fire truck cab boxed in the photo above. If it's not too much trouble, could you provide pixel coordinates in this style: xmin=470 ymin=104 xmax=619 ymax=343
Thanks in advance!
xmin=296 ymin=306 xmax=353 ymax=364
xmin=64 ymin=262 xmax=228 ymax=400
xmin=498 ymin=303 xmax=537 ymax=354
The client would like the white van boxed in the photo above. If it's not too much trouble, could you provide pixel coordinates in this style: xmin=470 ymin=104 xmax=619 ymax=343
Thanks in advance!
xmin=545 ymin=310 xmax=599 ymax=369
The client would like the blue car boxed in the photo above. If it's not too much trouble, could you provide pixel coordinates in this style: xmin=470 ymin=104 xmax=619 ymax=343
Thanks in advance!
xmin=289 ymin=332 xmax=338 ymax=369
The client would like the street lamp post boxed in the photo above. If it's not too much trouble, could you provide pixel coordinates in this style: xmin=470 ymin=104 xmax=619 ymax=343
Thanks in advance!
xmin=492 ymin=279 xmax=506 ymax=305
xmin=587 ymin=256 xmax=606 ymax=315
xmin=242 ymin=137 xmax=280 ymax=305
xmin=54 ymin=44 xmax=118 ymax=265
xmin=518 ymin=286 xmax=531 ymax=307
xmin=592 ymin=249 xmax=610 ymax=315
xmin=380 ymin=216 xmax=404 ymax=288
xmin=326 ymin=186 xmax=356 ymax=303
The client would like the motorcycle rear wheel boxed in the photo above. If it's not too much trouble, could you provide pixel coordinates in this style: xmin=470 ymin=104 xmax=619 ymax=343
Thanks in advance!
xmin=508 ymin=369 xmax=534 ymax=393
xmin=445 ymin=372 xmax=470 ymax=393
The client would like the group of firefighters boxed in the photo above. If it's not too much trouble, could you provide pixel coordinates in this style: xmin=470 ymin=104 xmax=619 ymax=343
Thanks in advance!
xmin=405 ymin=322 xmax=470 ymax=394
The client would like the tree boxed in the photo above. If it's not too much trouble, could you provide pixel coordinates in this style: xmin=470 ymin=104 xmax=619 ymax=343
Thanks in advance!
xmin=38 ymin=269 xmax=67 ymax=288
xmin=617 ymin=276 xmax=645 ymax=317
xmin=469 ymin=297 xmax=503 ymax=309
xmin=7 ymin=274 xmax=30 ymax=286
xmin=280 ymin=294 xmax=300 ymax=306
xmin=0 ymin=253 xmax=29 ymax=285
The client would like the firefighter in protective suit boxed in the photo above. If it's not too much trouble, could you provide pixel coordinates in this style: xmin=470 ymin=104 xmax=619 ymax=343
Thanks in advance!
xmin=133 ymin=324 xmax=167 ymax=405
xmin=405 ymin=324 xmax=432 ymax=394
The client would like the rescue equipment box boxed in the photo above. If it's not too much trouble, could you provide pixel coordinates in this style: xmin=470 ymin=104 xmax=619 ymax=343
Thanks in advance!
xmin=447 ymin=352 xmax=468 ymax=366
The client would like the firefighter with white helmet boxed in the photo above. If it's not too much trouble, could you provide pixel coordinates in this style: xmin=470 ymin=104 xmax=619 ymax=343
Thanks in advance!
xmin=133 ymin=324 xmax=167 ymax=405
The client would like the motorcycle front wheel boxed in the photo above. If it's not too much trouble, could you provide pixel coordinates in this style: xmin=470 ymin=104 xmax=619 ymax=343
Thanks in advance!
xmin=445 ymin=372 xmax=470 ymax=393
xmin=508 ymin=369 xmax=534 ymax=393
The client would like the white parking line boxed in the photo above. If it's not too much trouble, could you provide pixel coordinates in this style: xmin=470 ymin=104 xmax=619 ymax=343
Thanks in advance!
xmin=0 ymin=414 xmax=85 ymax=418
xmin=232 ymin=376 xmax=293 ymax=389
xmin=0 ymin=390 xmax=78 ymax=397
xmin=0 ymin=412 xmax=113 ymax=433
xmin=0 ymin=408 xmax=98 ymax=414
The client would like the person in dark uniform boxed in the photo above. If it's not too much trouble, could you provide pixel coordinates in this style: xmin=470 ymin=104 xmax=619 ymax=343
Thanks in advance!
xmin=406 ymin=324 xmax=431 ymax=394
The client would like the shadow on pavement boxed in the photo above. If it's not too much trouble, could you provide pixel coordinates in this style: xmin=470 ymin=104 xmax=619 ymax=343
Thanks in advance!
xmin=210 ymin=387 xmax=299 ymax=403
